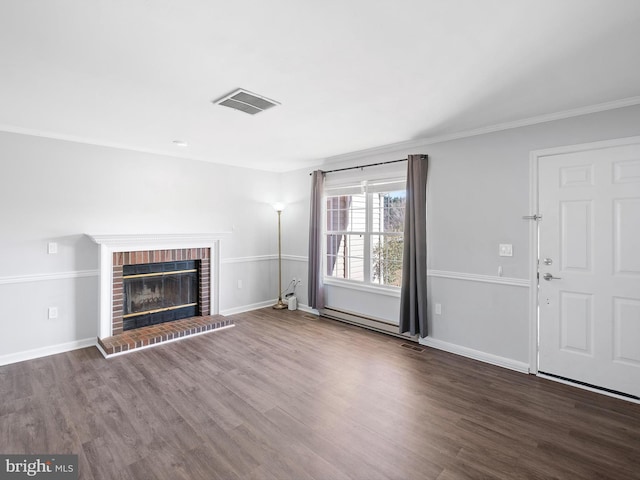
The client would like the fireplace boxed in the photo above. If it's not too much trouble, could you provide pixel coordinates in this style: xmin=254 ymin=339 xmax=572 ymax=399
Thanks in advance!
xmin=122 ymin=260 xmax=199 ymax=330
xmin=111 ymin=247 xmax=211 ymax=336
xmin=89 ymin=233 xmax=228 ymax=346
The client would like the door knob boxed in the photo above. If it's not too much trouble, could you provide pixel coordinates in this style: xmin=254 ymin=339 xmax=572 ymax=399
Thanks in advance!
xmin=542 ymin=273 xmax=562 ymax=281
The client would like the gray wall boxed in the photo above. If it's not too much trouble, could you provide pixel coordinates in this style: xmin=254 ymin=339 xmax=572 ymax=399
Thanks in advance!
xmin=0 ymin=132 xmax=281 ymax=363
xmin=2 ymin=104 xmax=640 ymax=368
xmin=281 ymin=104 xmax=640 ymax=368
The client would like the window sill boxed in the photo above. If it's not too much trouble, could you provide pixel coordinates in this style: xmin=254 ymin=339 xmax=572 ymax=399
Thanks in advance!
xmin=323 ymin=277 xmax=401 ymax=298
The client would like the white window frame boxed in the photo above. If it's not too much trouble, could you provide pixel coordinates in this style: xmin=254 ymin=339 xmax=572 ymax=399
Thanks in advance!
xmin=323 ymin=175 xmax=406 ymax=292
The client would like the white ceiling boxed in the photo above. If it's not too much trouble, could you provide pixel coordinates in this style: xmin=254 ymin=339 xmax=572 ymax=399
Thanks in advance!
xmin=1 ymin=0 xmax=640 ymax=172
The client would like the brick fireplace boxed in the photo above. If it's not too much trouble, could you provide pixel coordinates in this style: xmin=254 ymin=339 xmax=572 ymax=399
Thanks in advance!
xmin=89 ymin=234 xmax=231 ymax=356
xmin=112 ymin=248 xmax=210 ymax=335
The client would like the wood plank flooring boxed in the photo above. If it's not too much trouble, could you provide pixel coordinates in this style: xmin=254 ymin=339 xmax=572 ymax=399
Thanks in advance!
xmin=1 ymin=308 xmax=639 ymax=479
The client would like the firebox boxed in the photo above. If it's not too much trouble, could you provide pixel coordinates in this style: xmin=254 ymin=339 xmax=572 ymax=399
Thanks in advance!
xmin=122 ymin=260 xmax=199 ymax=331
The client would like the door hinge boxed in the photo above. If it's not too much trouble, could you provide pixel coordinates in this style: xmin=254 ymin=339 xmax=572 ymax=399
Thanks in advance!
xmin=522 ymin=214 xmax=543 ymax=221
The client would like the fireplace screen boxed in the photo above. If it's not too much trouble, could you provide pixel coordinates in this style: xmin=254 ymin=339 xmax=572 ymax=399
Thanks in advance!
xmin=122 ymin=260 xmax=198 ymax=331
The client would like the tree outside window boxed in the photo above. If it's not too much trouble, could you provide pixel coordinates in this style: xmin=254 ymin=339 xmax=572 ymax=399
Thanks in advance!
xmin=372 ymin=191 xmax=405 ymax=286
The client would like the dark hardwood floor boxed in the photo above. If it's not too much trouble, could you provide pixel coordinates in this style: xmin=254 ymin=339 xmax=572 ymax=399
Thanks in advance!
xmin=1 ymin=308 xmax=639 ymax=479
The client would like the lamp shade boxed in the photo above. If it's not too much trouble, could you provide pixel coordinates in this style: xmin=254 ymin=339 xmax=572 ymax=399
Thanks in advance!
xmin=272 ymin=202 xmax=286 ymax=212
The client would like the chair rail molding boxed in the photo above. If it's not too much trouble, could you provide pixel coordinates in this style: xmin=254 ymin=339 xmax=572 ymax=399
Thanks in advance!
xmin=0 ymin=269 xmax=99 ymax=285
xmin=427 ymin=269 xmax=529 ymax=288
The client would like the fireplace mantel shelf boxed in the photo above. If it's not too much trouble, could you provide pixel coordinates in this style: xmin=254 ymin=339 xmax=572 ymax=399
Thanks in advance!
xmin=88 ymin=233 xmax=231 ymax=251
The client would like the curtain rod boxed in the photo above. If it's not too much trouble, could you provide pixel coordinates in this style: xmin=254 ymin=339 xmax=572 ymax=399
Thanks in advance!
xmin=309 ymin=155 xmax=426 ymax=176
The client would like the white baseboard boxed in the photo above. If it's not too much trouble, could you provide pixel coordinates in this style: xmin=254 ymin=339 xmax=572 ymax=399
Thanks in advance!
xmin=0 ymin=337 xmax=97 ymax=366
xmin=296 ymin=304 xmax=319 ymax=315
xmin=221 ymin=300 xmax=318 ymax=317
xmin=220 ymin=299 xmax=278 ymax=316
xmin=420 ymin=337 xmax=530 ymax=374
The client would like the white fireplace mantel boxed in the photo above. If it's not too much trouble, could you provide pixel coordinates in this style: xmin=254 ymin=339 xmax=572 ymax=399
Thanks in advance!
xmin=88 ymin=233 xmax=229 ymax=339
xmin=88 ymin=232 xmax=231 ymax=251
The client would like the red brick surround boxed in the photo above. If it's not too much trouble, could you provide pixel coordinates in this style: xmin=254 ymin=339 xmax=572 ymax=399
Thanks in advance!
xmin=111 ymin=248 xmax=210 ymax=336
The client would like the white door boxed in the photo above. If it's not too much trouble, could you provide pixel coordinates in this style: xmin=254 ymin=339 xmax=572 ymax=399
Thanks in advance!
xmin=538 ymin=140 xmax=640 ymax=398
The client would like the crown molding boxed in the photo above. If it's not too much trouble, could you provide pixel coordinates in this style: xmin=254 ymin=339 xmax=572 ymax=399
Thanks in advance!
xmin=3 ymin=95 xmax=640 ymax=173
xmin=322 ymin=95 xmax=640 ymax=165
xmin=0 ymin=123 xmax=221 ymax=163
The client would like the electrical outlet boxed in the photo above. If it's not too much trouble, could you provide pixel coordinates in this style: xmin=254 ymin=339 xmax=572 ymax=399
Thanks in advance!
xmin=435 ymin=303 xmax=442 ymax=315
xmin=48 ymin=307 xmax=58 ymax=319
xmin=48 ymin=242 xmax=58 ymax=254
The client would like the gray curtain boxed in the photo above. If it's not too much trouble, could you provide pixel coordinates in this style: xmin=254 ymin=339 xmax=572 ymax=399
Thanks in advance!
xmin=308 ymin=170 xmax=325 ymax=310
xmin=399 ymin=154 xmax=428 ymax=337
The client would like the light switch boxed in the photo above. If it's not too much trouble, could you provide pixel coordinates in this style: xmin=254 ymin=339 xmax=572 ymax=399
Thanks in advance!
xmin=48 ymin=242 xmax=58 ymax=254
xmin=499 ymin=244 xmax=513 ymax=257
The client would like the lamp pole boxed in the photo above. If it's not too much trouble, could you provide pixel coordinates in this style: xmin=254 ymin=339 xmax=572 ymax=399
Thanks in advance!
xmin=273 ymin=207 xmax=287 ymax=309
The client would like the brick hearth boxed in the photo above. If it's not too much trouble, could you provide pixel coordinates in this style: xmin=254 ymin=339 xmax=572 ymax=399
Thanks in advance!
xmin=89 ymin=234 xmax=228 ymax=357
xmin=97 ymin=245 xmax=226 ymax=356
xmin=98 ymin=315 xmax=233 ymax=355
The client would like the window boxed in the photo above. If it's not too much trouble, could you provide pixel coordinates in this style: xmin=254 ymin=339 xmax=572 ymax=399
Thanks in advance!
xmin=325 ymin=178 xmax=405 ymax=287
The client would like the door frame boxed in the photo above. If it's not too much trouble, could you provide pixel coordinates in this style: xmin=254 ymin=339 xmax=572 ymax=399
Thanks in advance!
xmin=528 ymin=135 xmax=640 ymax=375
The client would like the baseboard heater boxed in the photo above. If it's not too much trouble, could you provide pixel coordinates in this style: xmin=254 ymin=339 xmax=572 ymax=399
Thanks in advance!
xmin=320 ymin=307 xmax=417 ymax=342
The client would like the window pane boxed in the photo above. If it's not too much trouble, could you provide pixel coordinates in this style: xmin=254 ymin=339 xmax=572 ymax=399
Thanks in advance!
xmin=326 ymin=234 xmax=342 ymax=260
xmin=324 ymin=187 xmax=405 ymax=288
xmin=345 ymin=256 xmax=364 ymax=281
xmin=371 ymin=234 xmax=404 ymax=286
xmin=326 ymin=194 xmax=366 ymax=232
xmin=325 ymin=233 xmax=364 ymax=281
xmin=326 ymin=196 xmax=346 ymax=231
xmin=372 ymin=191 xmax=405 ymax=233
xmin=349 ymin=195 xmax=366 ymax=231
xmin=326 ymin=255 xmax=338 ymax=276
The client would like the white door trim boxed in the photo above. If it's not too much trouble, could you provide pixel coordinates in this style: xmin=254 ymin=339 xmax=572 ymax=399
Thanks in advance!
xmin=528 ymin=135 xmax=640 ymax=375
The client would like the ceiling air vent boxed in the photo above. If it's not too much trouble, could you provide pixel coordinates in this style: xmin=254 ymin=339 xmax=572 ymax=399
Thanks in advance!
xmin=213 ymin=88 xmax=280 ymax=115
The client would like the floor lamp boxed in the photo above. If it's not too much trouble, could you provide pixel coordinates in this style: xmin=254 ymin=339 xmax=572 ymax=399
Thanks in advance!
xmin=272 ymin=203 xmax=287 ymax=309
